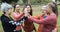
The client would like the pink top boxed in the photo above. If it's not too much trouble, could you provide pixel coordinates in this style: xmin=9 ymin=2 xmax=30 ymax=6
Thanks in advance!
xmin=13 ymin=12 xmax=24 ymax=21
xmin=13 ymin=12 xmax=24 ymax=30
xmin=28 ymin=13 xmax=57 ymax=32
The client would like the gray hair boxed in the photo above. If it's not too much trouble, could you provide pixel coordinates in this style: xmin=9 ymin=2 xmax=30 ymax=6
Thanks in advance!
xmin=1 ymin=2 xmax=12 ymax=12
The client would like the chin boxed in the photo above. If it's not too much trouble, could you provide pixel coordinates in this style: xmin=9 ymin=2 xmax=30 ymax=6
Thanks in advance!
xmin=28 ymin=11 xmax=30 ymax=12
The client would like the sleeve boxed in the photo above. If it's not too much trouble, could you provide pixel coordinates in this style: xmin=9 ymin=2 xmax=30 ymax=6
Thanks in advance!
xmin=1 ymin=17 xmax=23 ymax=26
xmin=32 ymin=14 xmax=44 ymax=20
xmin=1 ymin=17 xmax=10 ymax=23
xmin=9 ymin=16 xmax=27 ymax=26
xmin=28 ymin=16 xmax=55 ymax=24
xmin=32 ymin=15 xmax=40 ymax=19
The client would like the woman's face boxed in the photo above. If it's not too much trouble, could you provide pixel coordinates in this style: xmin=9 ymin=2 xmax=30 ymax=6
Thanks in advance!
xmin=15 ymin=5 xmax=20 ymax=11
xmin=26 ymin=6 xmax=31 ymax=12
xmin=41 ymin=6 xmax=47 ymax=14
xmin=6 ymin=8 xmax=12 ymax=15
xmin=45 ymin=5 xmax=52 ymax=13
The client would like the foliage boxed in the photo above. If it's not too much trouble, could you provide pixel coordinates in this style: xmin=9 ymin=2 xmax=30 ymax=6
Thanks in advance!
xmin=22 ymin=0 xmax=28 ymax=4
xmin=1 ymin=0 xmax=19 ymax=3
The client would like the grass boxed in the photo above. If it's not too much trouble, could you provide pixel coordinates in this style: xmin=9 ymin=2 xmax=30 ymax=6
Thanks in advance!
xmin=0 ymin=5 xmax=60 ymax=32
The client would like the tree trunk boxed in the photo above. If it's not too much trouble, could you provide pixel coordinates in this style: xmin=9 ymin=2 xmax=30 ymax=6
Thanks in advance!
xmin=55 ymin=0 xmax=57 ymax=2
xmin=28 ymin=0 xmax=31 ymax=4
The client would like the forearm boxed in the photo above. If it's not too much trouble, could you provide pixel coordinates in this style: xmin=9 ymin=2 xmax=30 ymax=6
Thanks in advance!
xmin=9 ymin=15 xmax=27 ymax=26
xmin=9 ymin=21 xmax=21 ymax=26
xmin=15 ymin=16 xmax=27 ymax=26
xmin=18 ymin=13 xmax=25 ymax=19
xmin=28 ymin=16 xmax=44 ymax=24
xmin=28 ymin=15 xmax=57 ymax=25
xmin=14 ymin=12 xmax=24 ymax=20
xmin=32 ymin=16 xmax=40 ymax=19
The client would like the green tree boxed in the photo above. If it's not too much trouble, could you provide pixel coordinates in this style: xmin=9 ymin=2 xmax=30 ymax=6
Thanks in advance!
xmin=58 ymin=0 xmax=60 ymax=2
xmin=28 ymin=0 xmax=31 ymax=4
xmin=1 ymin=0 xmax=19 ymax=4
xmin=12 ymin=0 xmax=19 ymax=3
xmin=22 ymin=0 xmax=28 ymax=4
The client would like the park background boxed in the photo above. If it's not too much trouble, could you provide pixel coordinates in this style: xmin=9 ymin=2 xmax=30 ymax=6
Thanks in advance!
xmin=0 ymin=0 xmax=60 ymax=32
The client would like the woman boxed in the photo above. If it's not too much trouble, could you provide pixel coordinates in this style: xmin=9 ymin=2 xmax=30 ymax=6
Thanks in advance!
xmin=32 ymin=5 xmax=47 ymax=32
xmin=38 ymin=6 xmax=47 ymax=32
xmin=27 ymin=2 xmax=58 ymax=32
xmin=1 ymin=3 xmax=19 ymax=32
xmin=48 ymin=2 xmax=58 ymax=32
xmin=23 ymin=4 xmax=36 ymax=32
xmin=13 ymin=4 xmax=25 ymax=32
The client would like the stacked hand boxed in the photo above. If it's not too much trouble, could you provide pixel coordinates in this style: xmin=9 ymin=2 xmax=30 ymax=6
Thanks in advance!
xmin=24 ymin=8 xmax=28 ymax=16
xmin=24 ymin=8 xmax=31 ymax=17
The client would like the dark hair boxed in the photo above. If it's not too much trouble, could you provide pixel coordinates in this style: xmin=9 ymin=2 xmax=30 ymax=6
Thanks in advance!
xmin=3 ymin=12 xmax=6 ymax=14
xmin=48 ymin=2 xmax=58 ymax=17
xmin=23 ymin=4 xmax=32 ymax=16
xmin=13 ymin=4 xmax=16 ymax=12
xmin=52 ymin=2 xmax=58 ymax=17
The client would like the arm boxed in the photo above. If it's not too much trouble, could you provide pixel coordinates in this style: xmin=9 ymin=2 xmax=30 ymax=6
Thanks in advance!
xmin=1 ymin=16 xmax=26 ymax=26
xmin=32 ymin=16 xmax=40 ymax=19
xmin=32 ymin=14 xmax=45 ymax=20
xmin=13 ymin=12 xmax=24 ymax=20
xmin=28 ymin=15 xmax=56 ymax=24
xmin=9 ymin=16 xmax=27 ymax=26
xmin=28 ymin=16 xmax=45 ymax=24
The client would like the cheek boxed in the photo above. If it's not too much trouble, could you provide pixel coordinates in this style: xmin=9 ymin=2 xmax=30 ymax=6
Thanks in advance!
xmin=16 ymin=8 xmax=19 ymax=10
xmin=8 ymin=9 xmax=11 ymax=13
xmin=8 ymin=11 xmax=11 ymax=14
xmin=27 ymin=8 xmax=31 ymax=12
xmin=46 ymin=10 xmax=49 ymax=12
xmin=29 ymin=8 xmax=30 ymax=10
xmin=46 ymin=7 xmax=50 ymax=12
xmin=27 ymin=7 xmax=30 ymax=10
xmin=15 ymin=8 xmax=17 ymax=10
xmin=17 ymin=7 xmax=20 ymax=9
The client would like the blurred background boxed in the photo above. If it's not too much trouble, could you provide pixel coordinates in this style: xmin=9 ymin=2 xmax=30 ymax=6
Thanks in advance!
xmin=0 ymin=0 xmax=60 ymax=32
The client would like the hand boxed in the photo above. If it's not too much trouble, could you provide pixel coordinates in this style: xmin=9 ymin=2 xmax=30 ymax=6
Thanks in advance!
xmin=24 ymin=8 xmax=28 ymax=16
xmin=22 ymin=23 xmax=24 ymax=27
xmin=27 ymin=13 xmax=31 ymax=17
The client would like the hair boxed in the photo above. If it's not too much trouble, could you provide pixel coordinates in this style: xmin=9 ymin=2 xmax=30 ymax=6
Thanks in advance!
xmin=48 ymin=2 xmax=58 ymax=17
xmin=1 ymin=3 xmax=12 ymax=14
xmin=23 ymin=4 xmax=32 ymax=16
xmin=52 ymin=2 xmax=58 ymax=17
xmin=13 ymin=4 xmax=17 ymax=12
